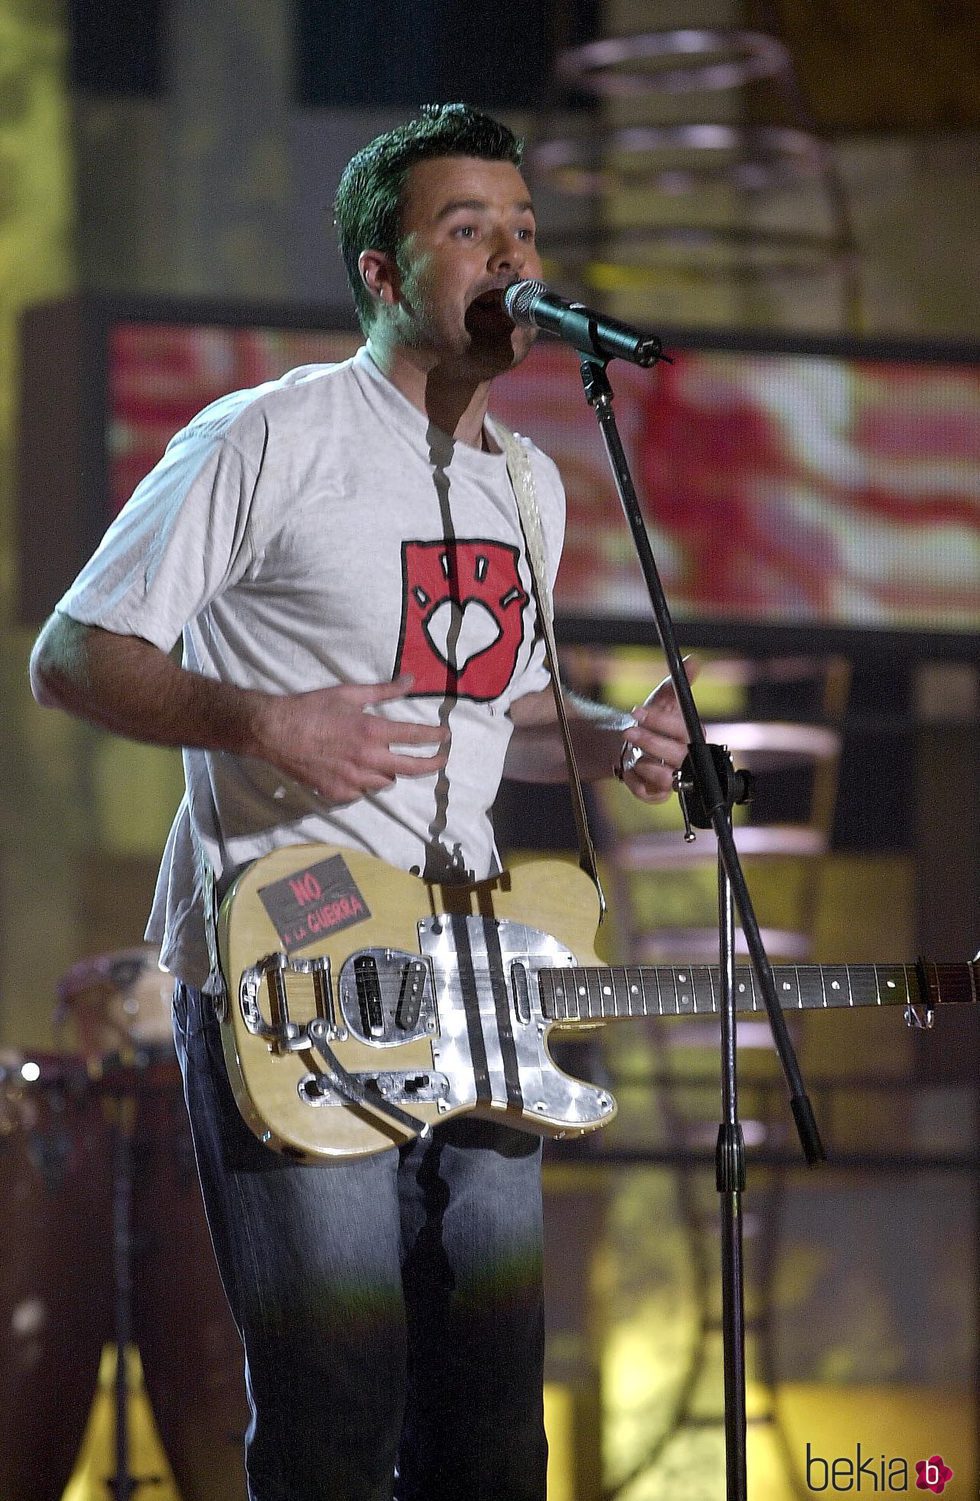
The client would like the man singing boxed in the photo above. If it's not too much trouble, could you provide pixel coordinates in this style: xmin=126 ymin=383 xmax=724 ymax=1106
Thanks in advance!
xmin=31 ymin=104 xmax=688 ymax=1501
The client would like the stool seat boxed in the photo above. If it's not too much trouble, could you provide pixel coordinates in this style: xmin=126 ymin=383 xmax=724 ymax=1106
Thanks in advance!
xmin=633 ymin=927 xmax=814 ymax=963
xmin=615 ymin=823 xmax=829 ymax=871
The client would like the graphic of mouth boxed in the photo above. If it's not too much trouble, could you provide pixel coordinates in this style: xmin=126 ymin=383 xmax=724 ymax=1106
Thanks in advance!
xmin=424 ymin=599 xmax=502 ymax=669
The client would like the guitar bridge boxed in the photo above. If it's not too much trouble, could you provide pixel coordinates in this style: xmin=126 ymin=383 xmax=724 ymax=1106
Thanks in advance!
xmin=239 ymin=951 xmax=341 ymax=1050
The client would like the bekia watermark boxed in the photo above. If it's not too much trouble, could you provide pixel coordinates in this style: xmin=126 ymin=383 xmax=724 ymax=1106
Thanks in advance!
xmin=805 ymin=1444 xmax=955 ymax=1493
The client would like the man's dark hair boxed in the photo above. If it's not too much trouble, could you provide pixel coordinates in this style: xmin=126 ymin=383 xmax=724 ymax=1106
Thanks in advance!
xmin=334 ymin=103 xmax=524 ymax=333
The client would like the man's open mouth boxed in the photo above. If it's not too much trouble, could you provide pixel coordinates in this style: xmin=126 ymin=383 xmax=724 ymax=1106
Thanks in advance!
xmin=468 ymin=289 xmax=511 ymax=318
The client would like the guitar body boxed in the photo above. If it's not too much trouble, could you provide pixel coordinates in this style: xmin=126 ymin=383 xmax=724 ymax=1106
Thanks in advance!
xmin=218 ymin=843 xmax=976 ymax=1164
xmin=217 ymin=844 xmax=607 ymax=1162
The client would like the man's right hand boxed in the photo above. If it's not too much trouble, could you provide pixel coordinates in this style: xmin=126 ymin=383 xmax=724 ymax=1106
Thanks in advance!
xmin=30 ymin=616 xmax=448 ymax=808
xmin=253 ymin=676 xmax=449 ymax=806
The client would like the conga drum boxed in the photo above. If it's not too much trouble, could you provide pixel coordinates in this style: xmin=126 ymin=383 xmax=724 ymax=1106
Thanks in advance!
xmin=0 ymin=1050 xmax=112 ymax=1501
xmin=57 ymin=948 xmax=248 ymax=1501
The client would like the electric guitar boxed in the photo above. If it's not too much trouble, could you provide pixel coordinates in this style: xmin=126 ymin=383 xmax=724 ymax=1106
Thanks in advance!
xmin=216 ymin=843 xmax=977 ymax=1162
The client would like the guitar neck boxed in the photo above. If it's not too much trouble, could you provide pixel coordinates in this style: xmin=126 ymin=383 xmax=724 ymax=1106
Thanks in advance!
xmin=539 ymin=960 xmax=978 ymax=1025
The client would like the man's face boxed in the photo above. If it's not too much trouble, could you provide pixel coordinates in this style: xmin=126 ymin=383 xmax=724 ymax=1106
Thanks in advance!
xmin=384 ymin=155 xmax=543 ymax=378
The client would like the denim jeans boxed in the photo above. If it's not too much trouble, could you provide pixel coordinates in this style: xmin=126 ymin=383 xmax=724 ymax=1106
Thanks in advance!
xmin=172 ymin=982 xmax=548 ymax=1501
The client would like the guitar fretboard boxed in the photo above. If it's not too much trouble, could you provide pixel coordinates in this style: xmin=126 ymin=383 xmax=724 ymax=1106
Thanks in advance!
xmin=538 ymin=961 xmax=976 ymax=1024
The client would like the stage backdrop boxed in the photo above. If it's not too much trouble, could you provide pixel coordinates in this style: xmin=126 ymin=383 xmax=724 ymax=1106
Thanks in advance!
xmin=18 ymin=298 xmax=980 ymax=658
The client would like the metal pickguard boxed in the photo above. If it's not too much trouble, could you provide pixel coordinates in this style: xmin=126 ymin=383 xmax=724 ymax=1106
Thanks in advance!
xmin=332 ymin=916 xmax=615 ymax=1132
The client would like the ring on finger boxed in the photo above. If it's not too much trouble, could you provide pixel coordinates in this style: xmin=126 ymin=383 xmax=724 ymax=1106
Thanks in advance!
xmin=616 ymin=745 xmax=669 ymax=779
xmin=617 ymin=742 xmax=640 ymax=780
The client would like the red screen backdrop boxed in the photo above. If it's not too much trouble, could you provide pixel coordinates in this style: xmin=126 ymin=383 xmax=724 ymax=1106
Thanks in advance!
xmin=107 ymin=321 xmax=980 ymax=643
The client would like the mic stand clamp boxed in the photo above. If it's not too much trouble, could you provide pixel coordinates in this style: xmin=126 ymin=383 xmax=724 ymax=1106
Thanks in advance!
xmin=674 ymin=744 xmax=753 ymax=843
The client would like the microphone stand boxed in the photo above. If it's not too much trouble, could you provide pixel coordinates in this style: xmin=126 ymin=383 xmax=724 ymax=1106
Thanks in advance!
xmin=577 ymin=352 xmax=825 ymax=1501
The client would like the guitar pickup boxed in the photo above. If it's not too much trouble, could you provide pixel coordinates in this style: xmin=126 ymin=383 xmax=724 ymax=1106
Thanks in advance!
xmin=396 ymin=961 xmax=428 ymax=1031
xmin=353 ymin=955 xmax=386 ymax=1038
xmin=510 ymin=961 xmax=532 ymax=1026
xmin=338 ymin=948 xmax=436 ymax=1044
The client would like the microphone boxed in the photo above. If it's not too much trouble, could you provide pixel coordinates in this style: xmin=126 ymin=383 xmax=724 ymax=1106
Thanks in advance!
xmin=503 ymin=279 xmax=664 ymax=368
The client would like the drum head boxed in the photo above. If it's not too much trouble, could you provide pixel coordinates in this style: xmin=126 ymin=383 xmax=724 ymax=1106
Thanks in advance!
xmin=56 ymin=945 xmax=174 ymax=1059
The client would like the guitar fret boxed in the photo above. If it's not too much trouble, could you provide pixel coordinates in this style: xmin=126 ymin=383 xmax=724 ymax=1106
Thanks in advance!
xmin=569 ymin=972 xmax=585 ymax=1021
xmin=733 ymin=970 xmax=756 ymax=1012
xmin=872 ymin=963 xmax=908 ymax=1008
xmin=820 ymin=966 xmax=851 ymax=1007
xmin=852 ymin=966 xmax=873 ymax=1006
xmin=929 ymin=962 xmax=979 ymax=1006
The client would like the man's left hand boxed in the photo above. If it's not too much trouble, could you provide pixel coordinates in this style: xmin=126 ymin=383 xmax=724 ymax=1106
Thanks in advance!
xmin=616 ymin=663 xmax=695 ymax=804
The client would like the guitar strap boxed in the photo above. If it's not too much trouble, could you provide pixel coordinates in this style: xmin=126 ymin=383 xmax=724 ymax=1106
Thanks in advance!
xmin=199 ymin=844 xmax=224 ymax=997
xmin=492 ymin=419 xmax=606 ymax=913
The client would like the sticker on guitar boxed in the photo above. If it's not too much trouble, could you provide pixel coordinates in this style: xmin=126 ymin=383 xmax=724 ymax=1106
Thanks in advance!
xmin=258 ymin=853 xmax=371 ymax=953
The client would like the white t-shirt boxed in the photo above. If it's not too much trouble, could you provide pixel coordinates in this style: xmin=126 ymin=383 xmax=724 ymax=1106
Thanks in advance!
xmin=59 ymin=347 xmax=566 ymax=985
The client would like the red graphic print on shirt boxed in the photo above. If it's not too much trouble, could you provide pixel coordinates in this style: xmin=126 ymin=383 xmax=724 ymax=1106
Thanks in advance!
xmin=394 ymin=539 xmax=530 ymax=701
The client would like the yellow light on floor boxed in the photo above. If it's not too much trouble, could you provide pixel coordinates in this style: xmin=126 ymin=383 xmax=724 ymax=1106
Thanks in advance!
xmin=544 ymin=1381 xmax=577 ymax=1501
xmin=60 ymin=1344 xmax=181 ymax=1501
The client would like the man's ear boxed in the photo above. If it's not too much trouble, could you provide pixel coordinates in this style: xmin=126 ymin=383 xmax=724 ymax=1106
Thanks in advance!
xmin=358 ymin=249 xmax=400 ymax=308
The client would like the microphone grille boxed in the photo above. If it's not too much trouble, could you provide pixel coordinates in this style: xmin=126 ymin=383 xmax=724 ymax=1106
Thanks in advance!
xmin=504 ymin=279 xmax=546 ymax=320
